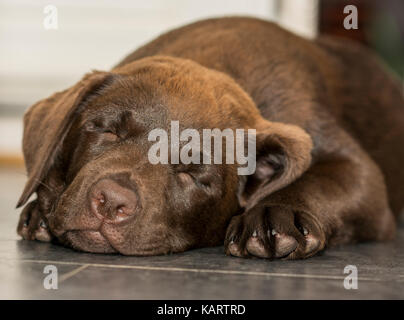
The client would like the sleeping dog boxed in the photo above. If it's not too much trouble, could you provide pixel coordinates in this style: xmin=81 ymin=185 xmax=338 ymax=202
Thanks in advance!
xmin=17 ymin=17 xmax=404 ymax=259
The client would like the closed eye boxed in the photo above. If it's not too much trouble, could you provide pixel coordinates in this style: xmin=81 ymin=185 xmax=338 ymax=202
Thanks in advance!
xmin=178 ymin=172 xmax=195 ymax=185
xmin=101 ymin=130 xmax=119 ymax=141
xmin=84 ymin=122 xmax=119 ymax=141
xmin=177 ymin=169 xmax=210 ymax=190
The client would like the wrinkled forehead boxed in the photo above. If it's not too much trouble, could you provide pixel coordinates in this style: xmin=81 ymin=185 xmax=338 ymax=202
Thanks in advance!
xmin=78 ymin=80 xmax=162 ymax=127
xmin=76 ymin=75 xmax=222 ymax=133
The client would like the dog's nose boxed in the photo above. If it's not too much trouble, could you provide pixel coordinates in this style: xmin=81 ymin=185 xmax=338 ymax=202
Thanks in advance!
xmin=90 ymin=179 xmax=138 ymax=223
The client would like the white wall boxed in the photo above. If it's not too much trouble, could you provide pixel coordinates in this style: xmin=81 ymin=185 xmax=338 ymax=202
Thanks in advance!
xmin=0 ymin=0 xmax=319 ymax=111
xmin=0 ymin=0 xmax=278 ymax=110
xmin=0 ymin=0 xmax=318 ymax=156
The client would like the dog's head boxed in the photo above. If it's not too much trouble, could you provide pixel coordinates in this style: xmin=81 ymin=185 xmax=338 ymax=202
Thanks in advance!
xmin=17 ymin=56 xmax=312 ymax=255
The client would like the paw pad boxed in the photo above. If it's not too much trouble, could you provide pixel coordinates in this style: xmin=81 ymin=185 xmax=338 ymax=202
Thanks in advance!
xmin=225 ymin=206 xmax=324 ymax=260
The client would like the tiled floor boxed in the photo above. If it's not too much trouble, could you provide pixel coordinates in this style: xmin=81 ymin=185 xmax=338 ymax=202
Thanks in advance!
xmin=0 ymin=167 xmax=403 ymax=299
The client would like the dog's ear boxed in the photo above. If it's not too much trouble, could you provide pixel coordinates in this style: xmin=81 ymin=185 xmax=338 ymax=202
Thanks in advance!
xmin=238 ymin=121 xmax=313 ymax=209
xmin=16 ymin=71 xmax=114 ymax=208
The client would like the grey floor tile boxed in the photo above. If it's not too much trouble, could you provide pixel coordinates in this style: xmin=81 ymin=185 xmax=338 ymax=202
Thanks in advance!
xmin=2 ymin=261 xmax=402 ymax=299
xmin=0 ymin=168 xmax=403 ymax=299
xmin=0 ymin=168 xmax=26 ymax=241
xmin=31 ymin=266 xmax=397 ymax=299
xmin=0 ymin=259 xmax=86 ymax=299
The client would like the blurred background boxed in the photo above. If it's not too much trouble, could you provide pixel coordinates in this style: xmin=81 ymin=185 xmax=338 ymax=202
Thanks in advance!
xmin=0 ymin=0 xmax=403 ymax=166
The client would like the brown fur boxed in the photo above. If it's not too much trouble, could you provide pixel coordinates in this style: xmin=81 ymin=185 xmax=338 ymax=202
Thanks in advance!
xmin=17 ymin=17 xmax=404 ymax=259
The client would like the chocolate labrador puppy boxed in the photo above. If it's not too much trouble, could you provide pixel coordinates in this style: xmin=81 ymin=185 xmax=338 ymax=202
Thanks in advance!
xmin=17 ymin=17 xmax=404 ymax=259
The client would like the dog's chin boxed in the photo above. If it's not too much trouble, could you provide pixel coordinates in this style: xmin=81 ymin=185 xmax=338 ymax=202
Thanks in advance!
xmin=63 ymin=230 xmax=118 ymax=253
xmin=62 ymin=230 xmax=175 ymax=256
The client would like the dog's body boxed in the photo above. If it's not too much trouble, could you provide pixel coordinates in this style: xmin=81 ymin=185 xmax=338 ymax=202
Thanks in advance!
xmin=17 ymin=17 xmax=404 ymax=258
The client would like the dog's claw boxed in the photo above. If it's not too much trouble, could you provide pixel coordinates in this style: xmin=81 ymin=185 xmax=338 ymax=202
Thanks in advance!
xmin=17 ymin=201 xmax=53 ymax=243
xmin=225 ymin=206 xmax=325 ymax=260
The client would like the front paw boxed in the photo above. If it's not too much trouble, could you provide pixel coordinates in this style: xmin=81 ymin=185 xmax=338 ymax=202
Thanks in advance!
xmin=17 ymin=200 xmax=53 ymax=242
xmin=225 ymin=205 xmax=325 ymax=259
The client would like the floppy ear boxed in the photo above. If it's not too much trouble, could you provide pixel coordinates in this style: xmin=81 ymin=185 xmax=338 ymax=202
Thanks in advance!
xmin=16 ymin=71 xmax=113 ymax=208
xmin=238 ymin=121 xmax=313 ymax=209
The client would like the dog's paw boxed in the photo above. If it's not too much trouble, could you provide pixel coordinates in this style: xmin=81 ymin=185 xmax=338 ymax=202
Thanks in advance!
xmin=225 ymin=205 xmax=325 ymax=259
xmin=17 ymin=200 xmax=53 ymax=242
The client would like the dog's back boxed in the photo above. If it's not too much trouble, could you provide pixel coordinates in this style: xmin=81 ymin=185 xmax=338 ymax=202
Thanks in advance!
xmin=117 ymin=16 xmax=404 ymax=215
xmin=316 ymin=36 xmax=404 ymax=215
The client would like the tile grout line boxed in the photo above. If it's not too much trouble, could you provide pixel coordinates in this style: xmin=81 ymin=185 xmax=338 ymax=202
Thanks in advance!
xmin=7 ymin=258 xmax=397 ymax=282
xmin=58 ymin=264 xmax=89 ymax=283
